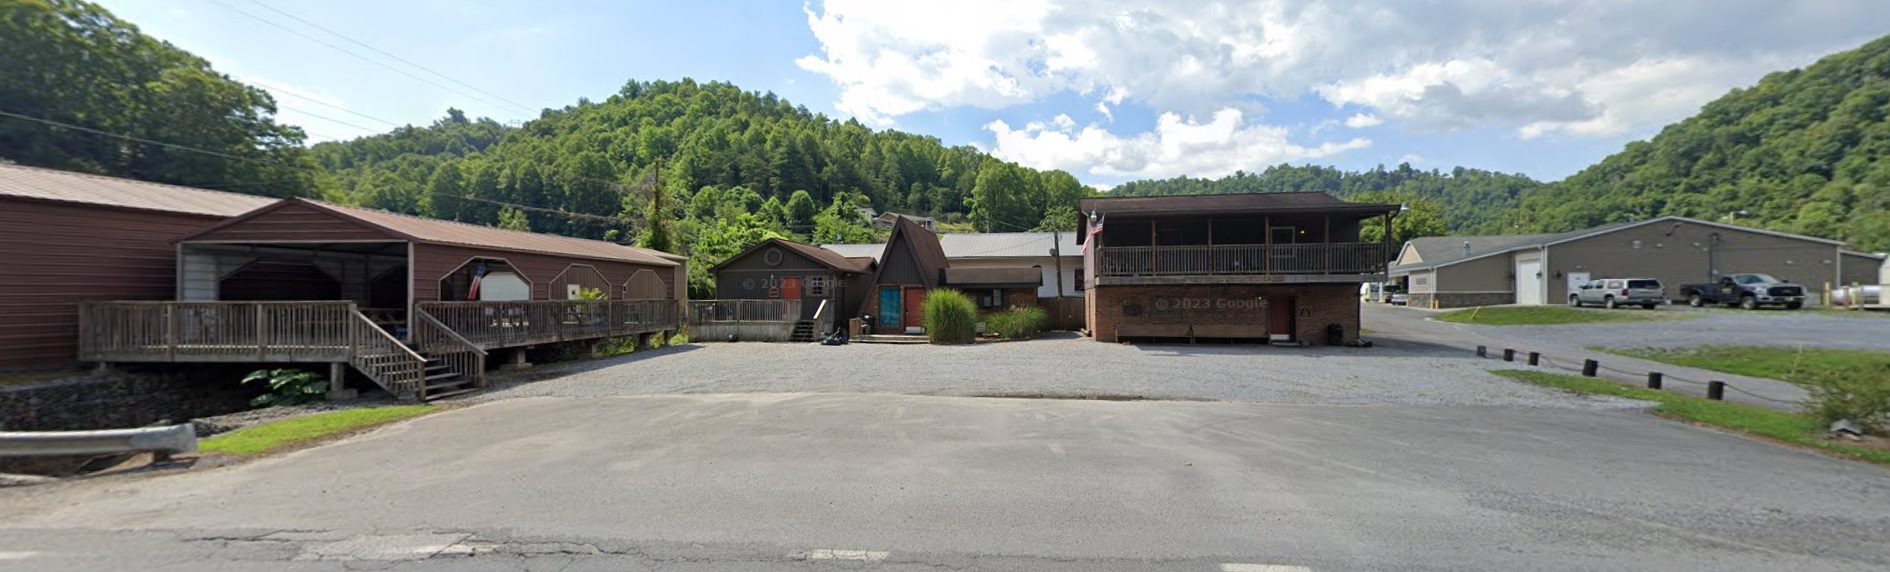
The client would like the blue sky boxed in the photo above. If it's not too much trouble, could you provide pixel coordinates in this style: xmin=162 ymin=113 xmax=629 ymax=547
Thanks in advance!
xmin=99 ymin=1 xmax=1890 ymax=188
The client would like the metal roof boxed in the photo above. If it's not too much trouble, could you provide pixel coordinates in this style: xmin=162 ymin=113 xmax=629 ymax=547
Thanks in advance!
xmin=1389 ymin=216 xmax=1842 ymax=274
xmin=0 ymin=163 xmax=277 ymax=217
xmin=708 ymin=237 xmax=873 ymax=273
xmin=821 ymin=232 xmax=1081 ymax=263
xmin=304 ymin=200 xmax=680 ymax=267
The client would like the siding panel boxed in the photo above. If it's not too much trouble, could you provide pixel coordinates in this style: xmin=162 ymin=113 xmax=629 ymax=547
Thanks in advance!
xmin=0 ymin=198 xmax=226 ymax=369
xmin=411 ymin=243 xmax=676 ymax=302
xmin=189 ymin=201 xmax=393 ymax=242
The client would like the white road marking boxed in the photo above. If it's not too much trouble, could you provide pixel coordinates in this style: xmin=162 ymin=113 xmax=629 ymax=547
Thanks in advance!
xmin=0 ymin=552 xmax=41 ymax=560
xmin=1221 ymin=564 xmax=1311 ymax=572
xmin=802 ymin=548 xmax=889 ymax=561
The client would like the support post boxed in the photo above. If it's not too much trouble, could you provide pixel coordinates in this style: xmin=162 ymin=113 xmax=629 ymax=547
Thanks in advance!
xmin=1581 ymin=359 xmax=1599 ymax=377
xmin=502 ymin=348 xmax=532 ymax=370
xmin=256 ymin=305 xmax=269 ymax=361
xmin=1527 ymin=352 xmax=1540 ymax=366
xmin=165 ymin=305 xmax=178 ymax=362
xmin=1646 ymin=372 xmax=1663 ymax=390
xmin=1502 ymin=349 xmax=1516 ymax=362
xmin=1476 ymin=345 xmax=1487 ymax=358
xmin=1707 ymin=381 xmax=1725 ymax=400
xmin=327 ymin=362 xmax=357 ymax=400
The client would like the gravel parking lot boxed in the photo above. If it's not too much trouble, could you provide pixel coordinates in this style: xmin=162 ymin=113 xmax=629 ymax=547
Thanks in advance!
xmin=476 ymin=333 xmax=1638 ymax=409
xmin=1471 ymin=307 xmax=1890 ymax=352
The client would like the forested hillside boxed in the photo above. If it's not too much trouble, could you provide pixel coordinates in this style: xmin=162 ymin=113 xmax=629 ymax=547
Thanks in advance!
xmin=0 ymin=0 xmax=321 ymax=197
xmin=1109 ymin=163 xmax=1540 ymax=237
xmin=1518 ymin=35 xmax=1890 ymax=251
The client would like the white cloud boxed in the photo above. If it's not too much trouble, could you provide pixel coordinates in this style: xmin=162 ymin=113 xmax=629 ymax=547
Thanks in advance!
xmin=1344 ymin=113 xmax=1382 ymax=128
xmin=986 ymin=108 xmax=1369 ymax=180
xmin=1398 ymin=153 xmax=1423 ymax=164
xmin=797 ymin=0 xmax=1890 ymax=135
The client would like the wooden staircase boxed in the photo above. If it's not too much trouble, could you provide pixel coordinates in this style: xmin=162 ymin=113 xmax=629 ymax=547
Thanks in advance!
xmin=789 ymin=320 xmax=819 ymax=342
xmin=418 ymin=356 xmax=479 ymax=400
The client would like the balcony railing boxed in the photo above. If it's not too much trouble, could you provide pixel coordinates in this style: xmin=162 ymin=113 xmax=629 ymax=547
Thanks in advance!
xmin=1097 ymin=242 xmax=1392 ymax=277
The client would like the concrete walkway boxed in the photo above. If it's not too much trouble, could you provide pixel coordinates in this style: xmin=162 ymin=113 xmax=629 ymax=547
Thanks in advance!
xmin=1362 ymin=304 xmax=1811 ymax=410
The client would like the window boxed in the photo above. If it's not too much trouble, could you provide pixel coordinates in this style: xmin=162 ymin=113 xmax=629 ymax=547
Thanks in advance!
xmin=1074 ymin=269 xmax=1085 ymax=291
xmin=807 ymin=275 xmax=828 ymax=297
xmin=977 ymin=289 xmax=1006 ymax=309
xmin=1628 ymin=279 xmax=1661 ymax=289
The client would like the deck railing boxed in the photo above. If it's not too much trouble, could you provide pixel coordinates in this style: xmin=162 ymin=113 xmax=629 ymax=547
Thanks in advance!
xmin=687 ymin=299 xmax=803 ymax=323
xmin=412 ymin=308 xmax=487 ymax=390
xmin=1096 ymin=242 xmax=1392 ymax=277
xmin=79 ymin=301 xmax=356 ymax=363
xmin=347 ymin=310 xmax=426 ymax=397
xmin=415 ymin=299 xmax=681 ymax=350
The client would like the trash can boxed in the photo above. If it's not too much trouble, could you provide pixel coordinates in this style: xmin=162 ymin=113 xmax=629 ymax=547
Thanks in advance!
xmin=1325 ymin=323 xmax=1344 ymax=346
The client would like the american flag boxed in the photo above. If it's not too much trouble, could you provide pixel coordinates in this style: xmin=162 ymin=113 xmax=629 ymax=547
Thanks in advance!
xmin=468 ymin=262 xmax=487 ymax=300
xmin=1082 ymin=211 xmax=1104 ymax=255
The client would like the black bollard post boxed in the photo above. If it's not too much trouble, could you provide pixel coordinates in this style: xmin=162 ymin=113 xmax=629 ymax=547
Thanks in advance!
xmin=1477 ymin=345 xmax=1487 ymax=358
xmin=1707 ymin=381 xmax=1725 ymax=400
xmin=1527 ymin=352 xmax=1541 ymax=366
xmin=1646 ymin=372 xmax=1663 ymax=390
xmin=1503 ymin=349 xmax=1516 ymax=362
xmin=1581 ymin=359 xmax=1599 ymax=377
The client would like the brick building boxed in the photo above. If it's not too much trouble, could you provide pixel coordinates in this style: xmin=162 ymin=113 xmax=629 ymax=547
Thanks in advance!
xmin=1078 ymin=193 xmax=1400 ymax=345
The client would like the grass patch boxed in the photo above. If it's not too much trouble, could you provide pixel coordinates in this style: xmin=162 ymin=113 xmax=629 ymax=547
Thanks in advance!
xmin=1493 ymin=370 xmax=1890 ymax=466
xmin=1603 ymin=345 xmax=1890 ymax=387
xmin=199 ymin=405 xmax=435 ymax=456
xmin=1435 ymin=306 xmax=1679 ymax=325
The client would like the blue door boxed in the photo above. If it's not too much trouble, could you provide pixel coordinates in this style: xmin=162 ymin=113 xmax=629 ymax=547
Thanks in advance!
xmin=879 ymin=287 xmax=901 ymax=328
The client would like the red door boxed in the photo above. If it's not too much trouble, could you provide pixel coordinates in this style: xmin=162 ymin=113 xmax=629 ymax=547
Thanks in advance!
xmin=1267 ymin=296 xmax=1295 ymax=340
xmin=902 ymin=287 xmax=927 ymax=328
xmin=781 ymin=277 xmax=801 ymax=301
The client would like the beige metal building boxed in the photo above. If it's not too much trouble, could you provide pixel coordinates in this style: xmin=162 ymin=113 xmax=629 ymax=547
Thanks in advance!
xmin=1389 ymin=216 xmax=1885 ymax=308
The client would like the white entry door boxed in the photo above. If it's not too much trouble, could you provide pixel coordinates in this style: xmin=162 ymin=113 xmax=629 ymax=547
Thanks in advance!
xmin=1565 ymin=272 xmax=1590 ymax=304
xmin=1515 ymin=258 xmax=1543 ymax=305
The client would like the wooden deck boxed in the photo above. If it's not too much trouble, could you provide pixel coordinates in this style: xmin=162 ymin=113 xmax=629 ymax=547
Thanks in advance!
xmin=77 ymin=299 xmax=680 ymax=400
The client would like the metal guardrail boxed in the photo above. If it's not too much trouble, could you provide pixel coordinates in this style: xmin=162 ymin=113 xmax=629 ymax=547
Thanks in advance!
xmin=0 ymin=424 xmax=198 ymax=461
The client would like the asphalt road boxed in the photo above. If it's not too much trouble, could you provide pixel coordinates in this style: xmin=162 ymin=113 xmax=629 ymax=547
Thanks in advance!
xmin=1360 ymin=304 xmax=1814 ymax=409
xmin=4 ymin=393 xmax=1889 ymax=571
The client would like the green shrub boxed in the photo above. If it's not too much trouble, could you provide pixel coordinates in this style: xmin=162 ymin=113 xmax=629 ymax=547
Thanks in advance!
xmin=242 ymin=368 xmax=328 ymax=408
xmin=1802 ymin=362 xmax=1890 ymax=434
xmin=922 ymin=289 xmax=977 ymax=344
xmin=985 ymin=306 xmax=1048 ymax=340
xmin=667 ymin=331 xmax=690 ymax=346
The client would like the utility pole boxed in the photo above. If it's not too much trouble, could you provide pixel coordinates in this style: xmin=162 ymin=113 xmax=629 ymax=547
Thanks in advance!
xmin=1051 ymin=228 xmax=1065 ymax=299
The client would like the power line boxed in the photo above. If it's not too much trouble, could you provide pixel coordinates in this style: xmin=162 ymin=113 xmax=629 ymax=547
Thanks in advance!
xmin=0 ymin=108 xmax=630 ymax=226
xmin=0 ymin=109 xmax=282 ymax=166
xmin=279 ymin=106 xmax=385 ymax=134
xmin=262 ymin=84 xmax=405 ymax=129
xmin=201 ymin=0 xmax=531 ymax=116
xmin=244 ymin=0 xmax=536 ymax=114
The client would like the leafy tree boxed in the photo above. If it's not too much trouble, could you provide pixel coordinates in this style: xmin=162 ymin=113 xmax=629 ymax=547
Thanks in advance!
xmin=785 ymin=189 xmax=818 ymax=230
xmin=812 ymin=195 xmax=876 ymax=244
xmin=425 ymin=161 xmax=466 ymax=220
xmin=497 ymin=206 xmax=531 ymax=231
xmin=1351 ymin=191 xmax=1446 ymax=243
xmin=0 ymin=0 xmax=321 ymax=196
xmin=759 ymin=195 xmax=788 ymax=226
xmin=640 ymin=175 xmax=675 ymax=253
xmin=1035 ymin=205 xmax=1079 ymax=232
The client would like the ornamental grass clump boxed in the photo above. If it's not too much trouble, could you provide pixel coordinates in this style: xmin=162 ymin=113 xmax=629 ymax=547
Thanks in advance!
xmin=985 ymin=306 xmax=1048 ymax=340
xmin=922 ymin=289 xmax=977 ymax=344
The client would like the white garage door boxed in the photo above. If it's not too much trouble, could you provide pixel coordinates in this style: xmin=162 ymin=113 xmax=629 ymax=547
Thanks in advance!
xmin=1515 ymin=258 xmax=1543 ymax=305
xmin=478 ymin=271 xmax=531 ymax=301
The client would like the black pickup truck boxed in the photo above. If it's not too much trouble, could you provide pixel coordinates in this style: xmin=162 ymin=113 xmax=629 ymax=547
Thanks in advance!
xmin=1679 ymin=273 xmax=1806 ymax=310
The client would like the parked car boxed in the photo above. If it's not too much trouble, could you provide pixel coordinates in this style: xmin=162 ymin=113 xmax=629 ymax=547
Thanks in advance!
xmin=1389 ymin=291 xmax=1409 ymax=306
xmin=1679 ymin=273 xmax=1806 ymax=310
xmin=1569 ymin=278 xmax=1665 ymax=309
xmin=1360 ymin=282 xmax=1384 ymax=302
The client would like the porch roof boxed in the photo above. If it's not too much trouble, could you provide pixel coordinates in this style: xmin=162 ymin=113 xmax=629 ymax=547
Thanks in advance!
xmin=181 ymin=198 xmax=680 ymax=267
xmin=1078 ymin=192 xmax=1401 ymax=218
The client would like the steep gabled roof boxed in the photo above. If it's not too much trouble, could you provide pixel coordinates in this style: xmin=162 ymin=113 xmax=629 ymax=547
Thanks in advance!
xmin=181 ymin=198 xmax=679 ymax=267
xmin=0 ymin=163 xmax=277 ymax=217
xmin=870 ymin=215 xmax=949 ymax=288
xmin=708 ymin=237 xmax=873 ymax=273
xmin=821 ymin=232 xmax=1081 ymax=262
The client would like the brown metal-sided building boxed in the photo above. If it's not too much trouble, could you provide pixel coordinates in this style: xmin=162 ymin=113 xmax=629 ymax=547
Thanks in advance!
xmin=0 ymin=164 xmax=276 ymax=370
xmin=1078 ymin=192 xmax=1400 ymax=345
xmin=855 ymin=216 xmax=1043 ymax=333
xmin=709 ymin=237 xmax=876 ymax=324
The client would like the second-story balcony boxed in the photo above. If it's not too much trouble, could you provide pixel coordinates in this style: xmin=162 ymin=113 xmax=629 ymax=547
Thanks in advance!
xmin=1097 ymin=242 xmax=1393 ymax=282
